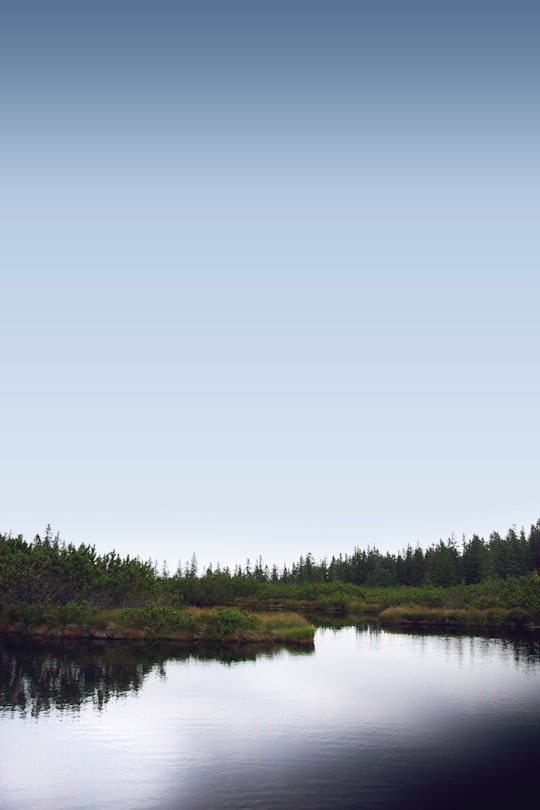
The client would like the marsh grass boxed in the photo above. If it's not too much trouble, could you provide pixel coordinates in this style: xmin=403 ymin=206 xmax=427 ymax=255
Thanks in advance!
xmin=0 ymin=603 xmax=315 ymax=644
xmin=255 ymin=611 xmax=315 ymax=642
xmin=379 ymin=605 xmax=519 ymax=628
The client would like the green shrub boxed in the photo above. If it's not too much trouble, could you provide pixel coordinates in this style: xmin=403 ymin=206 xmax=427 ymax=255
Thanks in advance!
xmin=210 ymin=608 xmax=260 ymax=637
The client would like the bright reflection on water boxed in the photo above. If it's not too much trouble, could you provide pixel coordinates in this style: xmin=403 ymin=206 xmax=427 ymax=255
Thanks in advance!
xmin=1 ymin=624 xmax=540 ymax=809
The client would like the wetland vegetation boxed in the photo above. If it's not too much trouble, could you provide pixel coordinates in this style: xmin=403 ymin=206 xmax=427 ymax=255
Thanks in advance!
xmin=1 ymin=519 xmax=540 ymax=639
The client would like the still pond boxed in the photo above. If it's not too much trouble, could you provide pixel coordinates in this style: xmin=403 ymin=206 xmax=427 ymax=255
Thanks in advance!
xmin=1 ymin=622 xmax=539 ymax=809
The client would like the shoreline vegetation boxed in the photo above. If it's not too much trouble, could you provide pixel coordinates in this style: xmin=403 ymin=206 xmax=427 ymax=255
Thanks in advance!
xmin=0 ymin=605 xmax=315 ymax=644
xmin=1 ymin=521 xmax=540 ymax=640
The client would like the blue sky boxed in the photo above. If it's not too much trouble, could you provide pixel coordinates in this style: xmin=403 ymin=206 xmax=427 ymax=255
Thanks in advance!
xmin=1 ymin=1 xmax=539 ymax=571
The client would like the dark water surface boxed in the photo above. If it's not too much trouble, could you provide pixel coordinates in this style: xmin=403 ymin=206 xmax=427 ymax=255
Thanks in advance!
xmin=1 ymin=624 xmax=540 ymax=809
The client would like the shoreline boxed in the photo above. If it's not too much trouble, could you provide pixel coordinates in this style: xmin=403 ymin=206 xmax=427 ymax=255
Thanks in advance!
xmin=0 ymin=606 xmax=315 ymax=645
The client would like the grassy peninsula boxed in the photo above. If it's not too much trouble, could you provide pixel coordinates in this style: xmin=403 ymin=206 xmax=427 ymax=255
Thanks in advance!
xmin=0 ymin=603 xmax=314 ymax=644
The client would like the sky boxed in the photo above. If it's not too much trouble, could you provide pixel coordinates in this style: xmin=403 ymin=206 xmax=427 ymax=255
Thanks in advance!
xmin=1 ymin=0 xmax=539 ymax=573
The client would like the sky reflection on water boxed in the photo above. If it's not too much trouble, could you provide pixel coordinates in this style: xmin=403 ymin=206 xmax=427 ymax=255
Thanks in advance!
xmin=1 ymin=625 xmax=540 ymax=809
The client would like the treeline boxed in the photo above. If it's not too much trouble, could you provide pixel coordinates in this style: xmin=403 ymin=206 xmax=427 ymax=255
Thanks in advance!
xmin=277 ymin=522 xmax=540 ymax=589
xmin=1 ymin=520 xmax=540 ymax=608
xmin=175 ymin=521 xmax=540 ymax=591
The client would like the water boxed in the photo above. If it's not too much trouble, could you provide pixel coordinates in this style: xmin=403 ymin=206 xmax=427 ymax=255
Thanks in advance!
xmin=1 ymin=623 xmax=540 ymax=809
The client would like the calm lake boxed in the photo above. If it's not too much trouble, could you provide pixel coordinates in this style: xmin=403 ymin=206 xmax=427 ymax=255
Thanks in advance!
xmin=1 ymin=622 xmax=540 ymax=809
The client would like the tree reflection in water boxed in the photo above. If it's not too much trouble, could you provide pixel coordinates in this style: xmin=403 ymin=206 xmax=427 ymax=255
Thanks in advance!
xmin=0 ymin=637 xmax=312 ymax=717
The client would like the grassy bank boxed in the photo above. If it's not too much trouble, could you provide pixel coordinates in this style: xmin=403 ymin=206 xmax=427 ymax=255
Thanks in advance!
xmin=377 ymin=605 xmax=533 ymax=630
xmin=361 ymin=575 xmax=540 ymax=629
xmin=0 ymin=604 xmax=315 ymax=645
